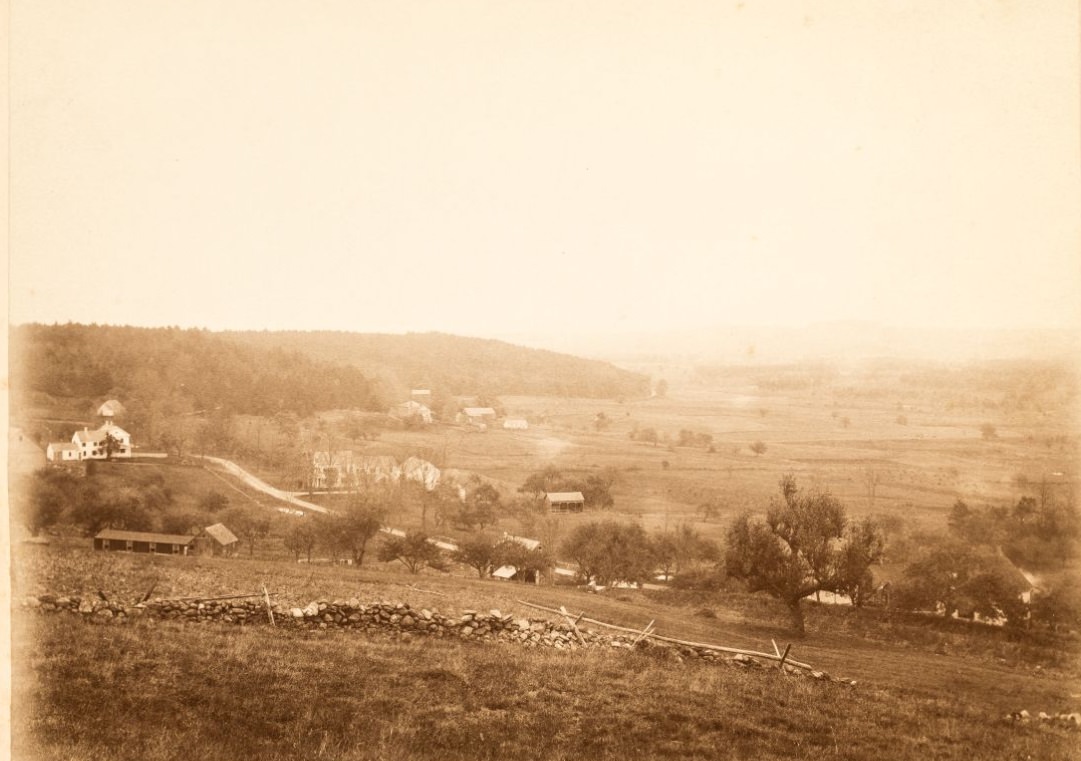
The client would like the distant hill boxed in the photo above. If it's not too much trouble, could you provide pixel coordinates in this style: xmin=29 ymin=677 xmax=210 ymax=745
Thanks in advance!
xmin=10 ymin=326 xmax=649 ymax=427
xmin=10 ymin=324 xmax=381 ymax=418
xmin=220 ymin=330 xmax=650 ymax=400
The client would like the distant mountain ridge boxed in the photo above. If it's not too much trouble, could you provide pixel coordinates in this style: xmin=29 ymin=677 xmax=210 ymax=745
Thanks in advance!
xmin=219 ymin=330 xmax=650 ymax=400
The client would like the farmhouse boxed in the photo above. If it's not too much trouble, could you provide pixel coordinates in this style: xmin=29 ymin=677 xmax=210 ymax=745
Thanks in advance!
xmin=545 ymin=491 xmax=585 ymax=514
xmin=48 ymin=422 xmax=133 ymax=461
xmin=200 ymin=523 xmax=239 ymax=556
xmin=94 ymin=529 xmax=196 ymax=555
xmin=393 ymin=400 xmax=433 ymax=424
xmin=503 ymin=418 xmax=529 ymax=430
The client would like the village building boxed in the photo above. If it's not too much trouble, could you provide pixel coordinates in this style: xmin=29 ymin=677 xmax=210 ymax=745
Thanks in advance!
xmin=393 ymin=399 xmax=433 ymax=424
xmin=502 ymin=418 xmax=529 ymax=430
xmin=199 ymin=523 xmax=239 ymax=557
xmin=48 ymin=422 xmax=133 ymax=462
xmin=457 ymin=407 xmax=497 ymax=428
xmin=310 ymin=451 xmax=357 ymax=489
xmin=492 ymin=533 xmax=542 ymax=583
xmin=46 ymin=442 xmax=81 ymax=462
xmin=545 ymin=491 xmax=585 ymax=514
xmin=94 ymin=529 xmax=196 ymax=555
xmin=96 ymin=399 xmax=126 ymax=419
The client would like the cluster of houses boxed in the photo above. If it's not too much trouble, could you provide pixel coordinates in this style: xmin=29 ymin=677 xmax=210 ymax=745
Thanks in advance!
xmin=388 ymin=389 xmax=529 ymax=431
xmin=308 ymin=452 xmax=442 ymax=490
xmin=46 ymin=400 xmax=133 ymax=463
xmin=93 ymin=522 xmax=239 ymax=557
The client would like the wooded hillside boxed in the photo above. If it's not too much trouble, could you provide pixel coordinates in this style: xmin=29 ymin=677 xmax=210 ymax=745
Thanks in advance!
xmin=221 ymin=330 xmax=649 ymax=399
xmin=10 ymin=324 xmax=382 ymax=418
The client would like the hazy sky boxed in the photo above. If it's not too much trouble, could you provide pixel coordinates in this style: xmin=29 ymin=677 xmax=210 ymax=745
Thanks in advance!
xmin=9 ymin=0 xmax=1081 ymax=338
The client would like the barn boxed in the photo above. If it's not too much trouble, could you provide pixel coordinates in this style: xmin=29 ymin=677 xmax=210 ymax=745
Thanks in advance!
xmin=545 ymin=491 xmax=585 ymax=513
xmin=201 ymin=523 xmax=239 ymax=556
xmin=94 ymin=529 xmax=196 ymax=555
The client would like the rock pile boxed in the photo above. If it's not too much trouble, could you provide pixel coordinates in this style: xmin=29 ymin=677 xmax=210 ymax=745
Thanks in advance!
xmin=21 ymin=593 xmax=841 ymax=681
xmin=1005 ymin=710 xmax=1081 ymax=730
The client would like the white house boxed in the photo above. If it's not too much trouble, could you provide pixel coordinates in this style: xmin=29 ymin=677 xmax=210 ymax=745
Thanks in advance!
xmin=46 ymin=442 xmax=81 ymax=462
xmin=503 ymin=418 xmax=529 ymax=430
xmin=51 ymin=422 xmax=133 ymax=461
xmin=457 ymin=407 xmax=496 ymax=428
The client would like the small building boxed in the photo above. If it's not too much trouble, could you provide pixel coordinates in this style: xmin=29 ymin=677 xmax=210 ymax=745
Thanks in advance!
xmin=393 ymin=400 xmax=433 ymax=424
xmin=545 ymin=491 xmax=585 ymax=514
xmin=97 ymin=399 xmax=126 ymax=419
xmin=457 ymin=407 xmax=496 ymax=428
xmin=311 ymin=450 xmax=356 ymax=489
xmin=94 ymin=529 xmax=196 ymax=555
xmin=72 ymin=422 xmax=133 ymax=460
xmin=503 ymin=418 xmax=529 ymax=430
xmin=46 ymin=442 xmax=81 ymax=462
xmin=201 ymin=523 xmax=239 ymax=556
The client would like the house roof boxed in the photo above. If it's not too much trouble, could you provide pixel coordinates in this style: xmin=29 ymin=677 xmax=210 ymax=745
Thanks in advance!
xmin=203 ymin=523 xmax=239 ymax=545
xmin=462 ymin=407 xmax=496 ymax=416
xmin=492 ymin=565 xmax=518 ymax=579
xmin=74 ymin=423 xmax=130 ymax=445
xmin=48 ymin=442 xmax=80 ymax=452
xmin=97 ymin=400 xmax=126 ymax=416
xmin=95 ymin=529 xmax=196 ymax=545
xmin=546 ymin=491 xmax=585 ymax=502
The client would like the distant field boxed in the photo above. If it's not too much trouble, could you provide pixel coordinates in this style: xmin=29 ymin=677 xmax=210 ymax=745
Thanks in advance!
xmin=295 ymin=371 xmax=1076 ymax=547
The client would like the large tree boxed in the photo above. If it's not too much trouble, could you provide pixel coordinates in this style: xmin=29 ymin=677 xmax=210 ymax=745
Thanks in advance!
xmin=725 ymin=475 xmax=883 ymax=634
xmin=378 ymin=532 xmax=446 ymax=574
xmin=562 ymin=521 xmax=655 ymax=586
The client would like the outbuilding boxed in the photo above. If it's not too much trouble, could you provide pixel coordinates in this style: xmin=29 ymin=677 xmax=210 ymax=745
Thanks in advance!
xmin=94 ymin=529 xmax=196 ymax=555
xmin=545 ymin=491 xmax=585 ymax=514
xmin=201 ymin=523 xmax=240 ymax=557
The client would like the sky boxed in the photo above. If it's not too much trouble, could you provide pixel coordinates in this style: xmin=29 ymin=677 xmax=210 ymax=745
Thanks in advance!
xmin=8 ymin=0 xmax=1081 ymax=341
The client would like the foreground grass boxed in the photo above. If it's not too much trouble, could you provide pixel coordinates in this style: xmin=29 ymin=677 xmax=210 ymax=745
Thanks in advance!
xmin=13 ymin=615 xmax=1077 ymax=761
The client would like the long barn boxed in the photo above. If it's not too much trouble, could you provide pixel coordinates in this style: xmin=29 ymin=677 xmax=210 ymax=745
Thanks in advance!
xmin=93 ymin=529 xmax=196 ymax=555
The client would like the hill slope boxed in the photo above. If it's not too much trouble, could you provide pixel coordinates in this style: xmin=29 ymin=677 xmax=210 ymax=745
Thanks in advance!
xmin=221 ymin=330 xmax=649 ymax=400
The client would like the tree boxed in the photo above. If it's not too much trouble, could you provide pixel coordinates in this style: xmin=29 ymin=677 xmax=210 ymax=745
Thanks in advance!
xmin=749 ymin=441 xmax=767 ymax=457
xmin=333 ymin=499 xmax=384 ymax=566
xmin=725 ymin=476 xmax=877 ymax=635
xmin=200 ymin=491 xmax=231 ymax=513
xmin=1030 ymin=576 xmax=1081 ymax=632
xmin=459 ymin=479 xmax=500 ymax=530
xmin=493 ymin=539 xmax=553 ymax=583
xmin=562 ymin=521 xmax=655 ymax=586
xmin=159 ymin=509 xmax=207 ymax=536
xmin=453 ymin=534 xmax=499 ymax=578
xmin=220 ymin=506 xmax=271 ymax=557
xmin=72 ymin=483 xmax=154 ymax=535
xmin=378 ymin=532 xmax=447 ymax=574
xmin=833 ymin=518 xmax=886 ymax=607
xmin=103 ymin=430 xmax=122 ymax=460
xmin=15 ymin=469 xmax=74 ymax=536
xmin=283 ymin=520 xmax=318 ymax=563
xmin=862 ymin=468 xmax=882 ymax=510
xmin=893 ymin=539 xmax=982 ymax=618
xmin=652 ymin=524 xmax=721 ymax=581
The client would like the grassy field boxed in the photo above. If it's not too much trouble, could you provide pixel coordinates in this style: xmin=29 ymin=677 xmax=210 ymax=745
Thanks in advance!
xmin=11 ymin=546 xmax=1081 ymax=761
xmin=284 ymin=366 xmax=1077 ymax=553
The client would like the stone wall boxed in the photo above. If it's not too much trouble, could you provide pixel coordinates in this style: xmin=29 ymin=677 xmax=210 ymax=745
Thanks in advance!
xmin=20 ymin=593 xmax=830 ymax=679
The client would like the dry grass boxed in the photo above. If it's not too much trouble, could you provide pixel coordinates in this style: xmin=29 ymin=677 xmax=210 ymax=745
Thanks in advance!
xmin=13 ymin=612 xmax=1079 ymax=761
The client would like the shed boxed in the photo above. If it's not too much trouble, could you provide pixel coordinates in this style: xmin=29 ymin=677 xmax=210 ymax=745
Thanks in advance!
xmin=202 ymin=523 xmax=239 ymax=556
xmin=46 ymin=442 xmax=81 ymax=462
xmin=545 ymin=491 xmax=585 ymax=514
xmin=503 ymin=418 xmax=529 ymax=430
xmin=94 ymin=529 xmax=196 ymax=555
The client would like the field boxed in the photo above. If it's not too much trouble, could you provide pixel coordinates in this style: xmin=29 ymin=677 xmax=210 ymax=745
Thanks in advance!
xmin=276 ymin=361 xmax=1078 ymax=557
xmin=12 ymin=357 xmax=1080 ymax=759
xmin=11 ymin=546 xmax=1081 ymax=761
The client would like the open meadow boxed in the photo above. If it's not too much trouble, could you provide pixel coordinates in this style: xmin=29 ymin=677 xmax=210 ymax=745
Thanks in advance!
xmin=11 ymin=546 xmax=1081 ymax=761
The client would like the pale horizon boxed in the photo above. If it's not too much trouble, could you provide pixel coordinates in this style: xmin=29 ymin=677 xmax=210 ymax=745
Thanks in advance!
xmin=9 ymin=1 xmax=1081 ymax=341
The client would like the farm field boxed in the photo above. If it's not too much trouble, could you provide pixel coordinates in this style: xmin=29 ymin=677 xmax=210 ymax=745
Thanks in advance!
xmin=277 ymin=364 xmax=1077 ymax=551
xmin=11 ymin=546 xmax=1081 ymax=761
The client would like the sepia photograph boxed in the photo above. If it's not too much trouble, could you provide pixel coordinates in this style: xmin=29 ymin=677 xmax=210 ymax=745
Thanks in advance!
xmin=5 ymin=1 xmax=1080 ymax=759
